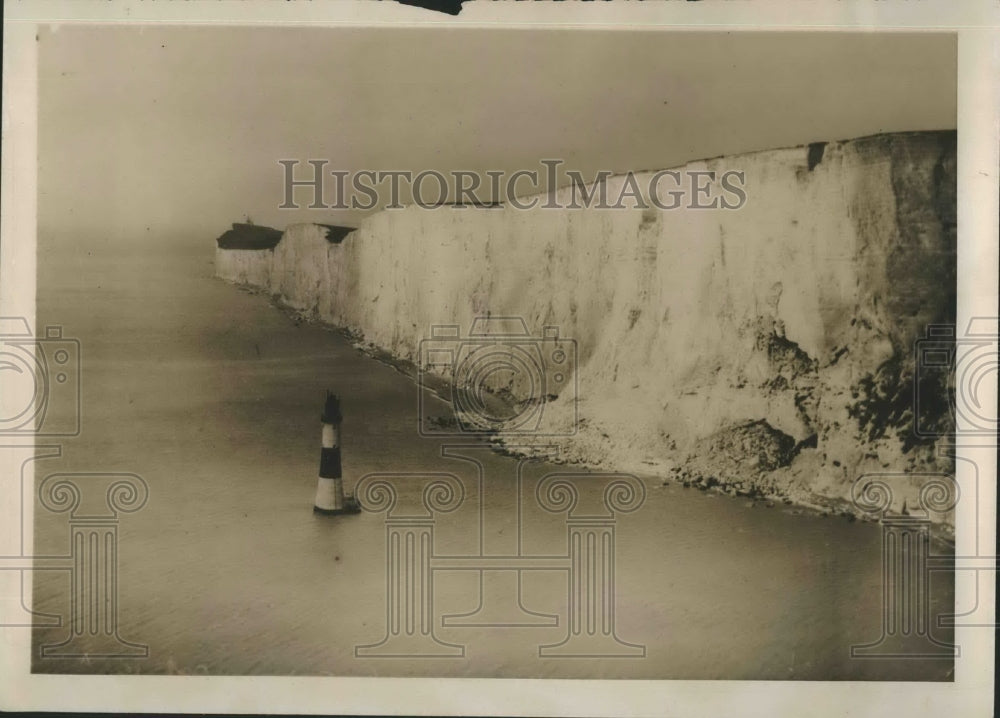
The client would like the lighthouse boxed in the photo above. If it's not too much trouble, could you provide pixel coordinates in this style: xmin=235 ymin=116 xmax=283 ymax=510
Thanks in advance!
xmin=313 ymin=391 xmax=360 ymax=515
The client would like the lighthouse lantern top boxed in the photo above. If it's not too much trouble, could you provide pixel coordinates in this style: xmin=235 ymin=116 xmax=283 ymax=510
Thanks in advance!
xmin=322 ymin=391 xmax=343 ymax=424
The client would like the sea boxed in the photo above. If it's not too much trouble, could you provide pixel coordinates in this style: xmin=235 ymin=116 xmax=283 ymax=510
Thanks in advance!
xmin=25 ymin=234 xmax=954 ymax=679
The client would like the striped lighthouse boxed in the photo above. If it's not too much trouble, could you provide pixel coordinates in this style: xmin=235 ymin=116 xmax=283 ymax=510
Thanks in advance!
xmin=314 ymin=391 xmax=360 ymax=515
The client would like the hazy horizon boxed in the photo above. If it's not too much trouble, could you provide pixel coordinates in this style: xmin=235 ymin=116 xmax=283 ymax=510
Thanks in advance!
xmin=38 ymin=27 xmax=956 ymax=247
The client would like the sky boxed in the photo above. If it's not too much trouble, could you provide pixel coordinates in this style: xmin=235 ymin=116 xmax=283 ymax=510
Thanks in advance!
xmin=37 ymin=26 xmax=956 ymax=246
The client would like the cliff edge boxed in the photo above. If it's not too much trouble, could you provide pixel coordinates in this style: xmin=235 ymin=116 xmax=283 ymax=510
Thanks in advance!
xmin=216 ymin=131 xmax=957 ymax=520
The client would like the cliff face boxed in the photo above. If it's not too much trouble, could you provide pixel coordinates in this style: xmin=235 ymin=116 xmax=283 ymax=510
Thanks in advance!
xmin=215 ymin=247 xmax=273 ymax=287
xmin=216 ymin=131 xmax=956 ymax=515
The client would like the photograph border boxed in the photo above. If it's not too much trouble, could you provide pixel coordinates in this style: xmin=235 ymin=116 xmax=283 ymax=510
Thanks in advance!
xmin=1 ymin=2 xmax=996 ymax=716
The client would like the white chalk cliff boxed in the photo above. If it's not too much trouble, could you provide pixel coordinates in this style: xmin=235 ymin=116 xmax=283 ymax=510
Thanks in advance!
xmin=216 ymin=131 xmax=956 ymax=517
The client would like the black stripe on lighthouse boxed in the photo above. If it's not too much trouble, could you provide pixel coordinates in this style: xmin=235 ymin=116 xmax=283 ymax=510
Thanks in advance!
xmin=313 ymin=390 xmax=360 ymax=516
xmin=319 ymin=447 xmax=342 ymax=479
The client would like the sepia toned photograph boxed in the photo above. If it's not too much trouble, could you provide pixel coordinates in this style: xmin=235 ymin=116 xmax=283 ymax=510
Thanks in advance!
xmin=1 ymin=3 xmax=997 ymax=716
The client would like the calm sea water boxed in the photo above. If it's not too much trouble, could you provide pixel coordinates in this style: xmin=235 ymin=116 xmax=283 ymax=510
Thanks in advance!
xmin=28 ymin=236 xmax=954 ymax=679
